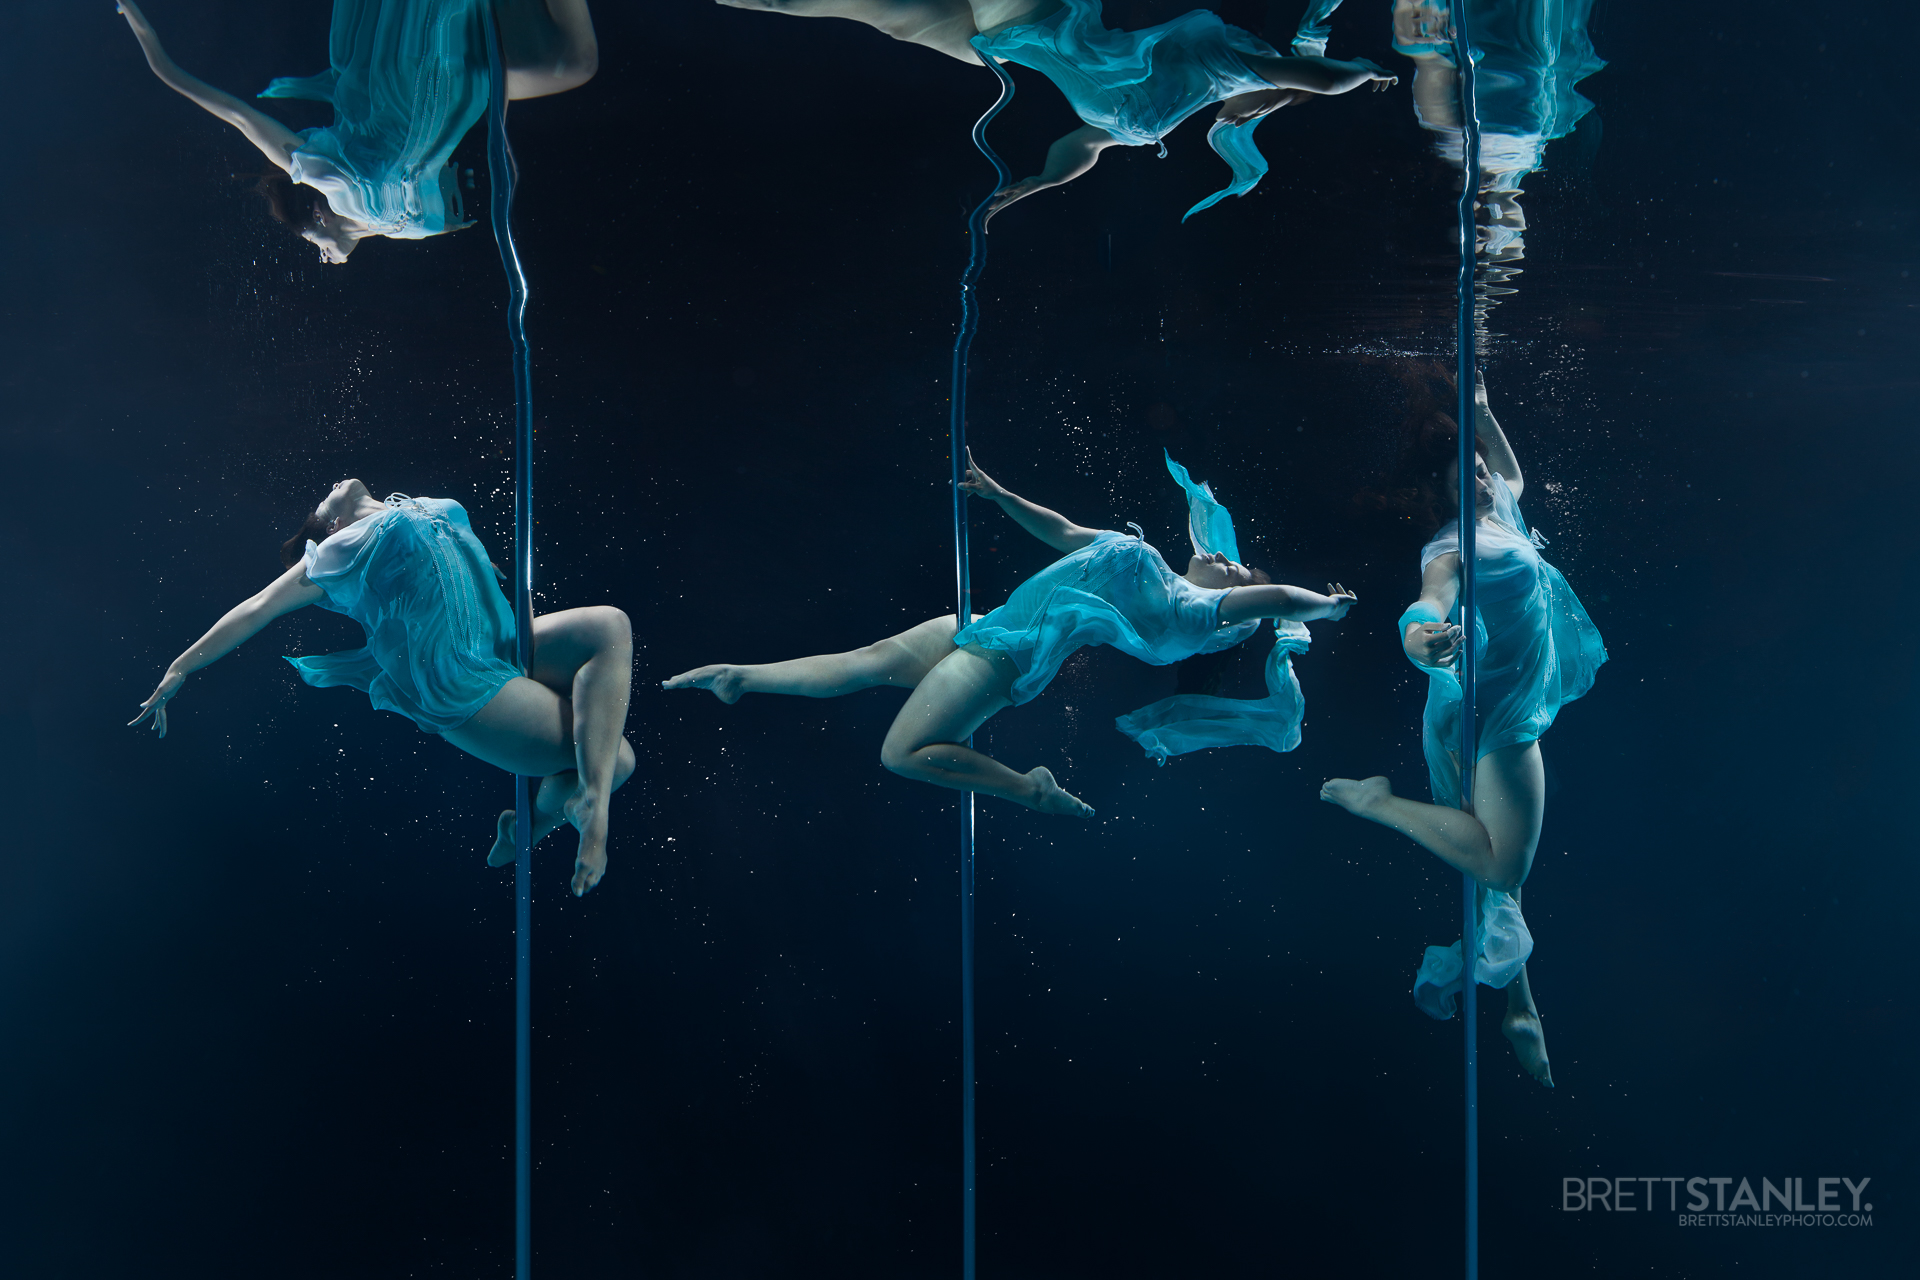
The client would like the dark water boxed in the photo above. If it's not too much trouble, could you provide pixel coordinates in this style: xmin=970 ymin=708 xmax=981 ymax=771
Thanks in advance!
xmin=2 ymin=2 xmax=1913 ymax=1276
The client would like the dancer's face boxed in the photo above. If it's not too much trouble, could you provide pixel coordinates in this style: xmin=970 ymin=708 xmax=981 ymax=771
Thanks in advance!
xmin=1185 ymin=551 xmax=1257 ymax=589
xmin=1447 ymin=455 xmax=1497 ymax=517
xmin=314 ymin=478 xmax=373 ymax=536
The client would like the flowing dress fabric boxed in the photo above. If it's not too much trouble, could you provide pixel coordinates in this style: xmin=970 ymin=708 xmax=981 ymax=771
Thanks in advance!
xmin=260 ymin=0 xmax=489 ymax=238
xmin=1114 ymin=619 xmax=1309 ymax=761
xmin=954 ymin=531 xmax=1256 ymax=706
xmin=972 ymin=0 xmax=1282 ymax=216
xmin=1403 ymin=474 xmax=1606 ymax=1017
xmin=285 ymin=496 xmax=521 ymax=732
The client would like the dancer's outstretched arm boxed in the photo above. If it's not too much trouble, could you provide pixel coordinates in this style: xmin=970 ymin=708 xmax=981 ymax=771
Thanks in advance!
xmin=956 ymin=447 xmax=1100 ymax=552
xmin=1472 ymin=370 xmax=1523 ymax=498
xmin=130 ymin=562 xmax=324 ymax=736
xmin=1218 ymin=581 xmax=1356 ymax=625
xmin=117 ymin=0 xmax=305 ymax=173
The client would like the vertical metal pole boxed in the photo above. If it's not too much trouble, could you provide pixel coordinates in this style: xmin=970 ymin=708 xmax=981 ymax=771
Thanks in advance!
xmin=482 ymin=12 xmax=534 ymax=1279
xmin=1450 ymin=4 xmax=1482 ymax=1279
xmin=949 ymin=55 xmax=1015 ymax=1280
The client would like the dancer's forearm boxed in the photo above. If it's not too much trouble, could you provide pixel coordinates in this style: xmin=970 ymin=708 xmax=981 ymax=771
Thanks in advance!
xmin=988 ymin=489 xmax=1098 ymax=553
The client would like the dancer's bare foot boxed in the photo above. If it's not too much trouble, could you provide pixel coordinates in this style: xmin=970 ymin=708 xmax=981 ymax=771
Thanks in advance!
xmin=488 ymin=808 xmax=518 ymax=866
xmin=1319 ymin=775 xmax=1393 ymax=815
xmin=1026 ymin=766 xmax=1094 ymax=818
xmin=661 ymin=664 xmax=749 ymax=703
xmin=1503 ymin=968 xmax=1554 ymax=1087
xmin=565 ymin=789 xmax=609 ymax=896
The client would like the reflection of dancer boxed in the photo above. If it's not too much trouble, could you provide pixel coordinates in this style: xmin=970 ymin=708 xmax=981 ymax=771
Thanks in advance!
xmin=1322 ymin=373 xmax=1604 ymax=1087
xmin=719 ymin=0 xmax=1394 ymax=220
xmin=1389 ymin=0 xmax=1604 ymax=275
xmin=117 ymin=0 xmax=598 ymax=262
xmin=665 ymin=450 xmax=1354 ymax=813
xmin=130 ymin=482 xmax=634 ymax=897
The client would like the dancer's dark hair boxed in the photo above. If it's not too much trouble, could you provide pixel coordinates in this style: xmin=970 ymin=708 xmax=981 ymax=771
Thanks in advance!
xmin=1359 ymin=361 xmax=1485 ymax=537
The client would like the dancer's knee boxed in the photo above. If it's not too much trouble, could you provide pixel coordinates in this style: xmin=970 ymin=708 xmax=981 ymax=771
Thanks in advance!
xmin=879 ymin=732 xmax=924 ymax=778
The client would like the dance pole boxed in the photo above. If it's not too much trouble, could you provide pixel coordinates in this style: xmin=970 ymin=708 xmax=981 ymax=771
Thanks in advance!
xmin=481 ymin=11 xmax=535 ymax=1279
xmin=947 ymin=53 xmax=1015 ymax=1280
xmin=1449 ymin=2 xmax=1483 ymax=1277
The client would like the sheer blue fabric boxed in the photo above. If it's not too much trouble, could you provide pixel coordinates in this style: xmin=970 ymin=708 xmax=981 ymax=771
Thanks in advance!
xmin=971 ymin=0 xmax=1282 ymax=218
xmin=1162 ymin=449 xmax=1240 ymax=560
xmin=955 ymin=531 xmax=1255 ymax=706
xmin=260 ymin=0 xmax=489 ymax=238
xmin=1115 ymin=618 xmax=1308 ymax=761
xmin=285 ymin=496 xmax=521 ymax=733
xmin=1402 ymin=473 xmax=1606 ymax=1016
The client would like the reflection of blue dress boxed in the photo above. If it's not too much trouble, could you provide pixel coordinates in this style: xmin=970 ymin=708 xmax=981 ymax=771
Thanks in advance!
xmin=1294 ymin=0 xmax=1603 ymax=177
xmin=286 ymin=496 xmax=521 ymax=733
xmin=1399 ymin=474 xmax=1606 ymax=1017
xmin=260 ymin=0 xmax=489 ymax=237
xmin=972 ymin=0 xmax=1284 ymax=219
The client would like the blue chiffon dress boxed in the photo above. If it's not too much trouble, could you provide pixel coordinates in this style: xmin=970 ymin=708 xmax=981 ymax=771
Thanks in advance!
xmin=285 ymin=496 xmax=522 ymax=733
xmin=954 ymin=530 xmax=1311 ymax=760
xmin=972 ymin=0 xmax=1287 ymax=220
xmin=1399 ymin=474 xmax=1606 ymax=1017
xmin=260 ymin=0 xmax=490 ymax=238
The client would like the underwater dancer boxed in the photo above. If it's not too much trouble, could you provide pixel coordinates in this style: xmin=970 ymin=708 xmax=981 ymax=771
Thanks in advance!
xmin=130 ymin=482 xmax=634 ymax=897
xmin=665 ymin=450 xmax=1354 ymax=812
xmin=717 ymin=0 xmax=1395 ymax=220
xmin=1320 ymin=371 xmax=1605 ymax=1087
xmin=116 ymin=0 xmax=598 ymax=262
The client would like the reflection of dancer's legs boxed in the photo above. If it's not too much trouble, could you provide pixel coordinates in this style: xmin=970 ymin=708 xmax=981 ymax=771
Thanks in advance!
xmin=1321 ymin=742 xmax=1553 ymax=1085
xmin=445 ymin=606 xmax=636 ymax=896
xmin=664 ymin=616 xmax=1094 ymax=815
xmin=715 ymin=0 xmax=984 ymax=63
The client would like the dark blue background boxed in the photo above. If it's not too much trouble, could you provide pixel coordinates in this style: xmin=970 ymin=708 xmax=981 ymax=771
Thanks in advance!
xmin=0 ymin=1 xmax=1912 ymax=1276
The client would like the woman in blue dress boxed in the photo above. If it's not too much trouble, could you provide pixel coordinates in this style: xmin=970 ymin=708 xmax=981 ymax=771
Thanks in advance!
xmin=664 ymin=450 xmax=1355 ymax=814
xmin=1320 ymin=372 xmax=1604 ymax=1087
xmin=116 ymin=0 xmax=598 ymax=262
xmin=718 ymin=0 xmax=1395 ymax=220
xmin=130 ymin=480 xmax=635 ymax=897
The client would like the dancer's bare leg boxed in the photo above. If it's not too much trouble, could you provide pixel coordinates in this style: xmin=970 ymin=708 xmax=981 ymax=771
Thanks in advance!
xmin=880 ymin=646 xmax=1093 ymax=816
xmin=663 ymin=614 xmax=975 ymax=702
xmin=502 ymin=0 xmax=601 ymax=99
xmin=1321 ymin=743 xmax=1553 ymax=1085
xmin=1319 ymin=741 xmax=1544 ymax=890
xmin=447 ymin=606 xmax=635 ymax=895
xmin=717 ymin=0 xmax=984 ymax=64
xmin=1501 ymin=922 xmax=1553 ymax=1087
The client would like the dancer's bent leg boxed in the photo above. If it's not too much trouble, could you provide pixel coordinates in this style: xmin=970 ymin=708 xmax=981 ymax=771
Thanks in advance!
xmin=663 ymin=614 xmax=973 ymax=702
xmin=446 ymin=606 xmax=636 ymax=895
xmin=1319 ymin=741 xmax=1544 ymax=890
xmin=879 ymin=646 xmax=1093 ymax=816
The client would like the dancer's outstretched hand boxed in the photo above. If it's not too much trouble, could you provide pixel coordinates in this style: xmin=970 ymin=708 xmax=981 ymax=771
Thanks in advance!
xmin=1322 ymin=583 xmax=1358 ymax=620
xmin=956 ymin=447 xmax=1008 ymax=501
xmin=1352 ymin=58 xmax=1399 ymax=91
xmin=129 ymin=670 xmax=185 ymax=738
